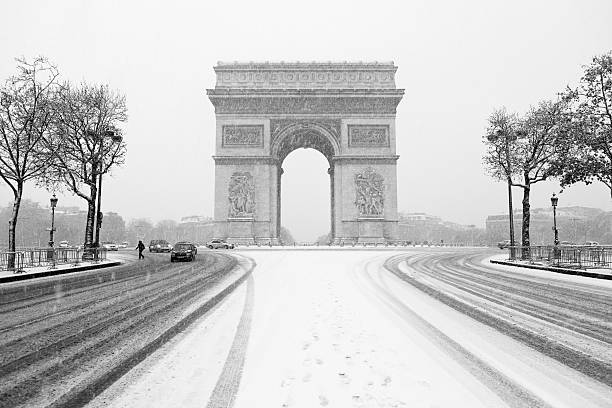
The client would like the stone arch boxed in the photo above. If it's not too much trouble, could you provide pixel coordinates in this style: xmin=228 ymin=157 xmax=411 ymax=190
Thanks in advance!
xmin=208 ymin=62 xmax=403 ymax=245
xmin=271 ymin=122 xmax=341 ymax=165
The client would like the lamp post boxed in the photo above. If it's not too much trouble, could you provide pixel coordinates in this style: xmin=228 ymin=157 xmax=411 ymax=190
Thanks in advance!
xmin=48 ymin=194 xmax=58 ymax=267
xmin=86 ymin=129 xmax=122 ymax=250
xmin=551 ymin=193 xmax=559 ymax=246
xmin=48 ymin=194 xmax=58 ymax=247
xmin=487 ymin=129 xmax=517 ymax=258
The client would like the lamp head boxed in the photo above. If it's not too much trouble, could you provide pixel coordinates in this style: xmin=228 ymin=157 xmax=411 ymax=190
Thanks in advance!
xmin=551 ymin=193 xmax=558 ymax=208
xmin=50 ymin=193 xmax=58 ymax=209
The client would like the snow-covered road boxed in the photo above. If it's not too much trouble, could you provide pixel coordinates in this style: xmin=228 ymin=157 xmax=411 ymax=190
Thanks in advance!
xmin=90 ymin=249 xmax=611 ymax=408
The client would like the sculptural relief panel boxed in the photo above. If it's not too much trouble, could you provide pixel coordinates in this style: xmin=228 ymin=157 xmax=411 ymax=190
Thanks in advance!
xmin=222 ymin=125 xmax=264 ymax=147
xmin=348 ymin=125 xmax=389 ymax=147
xmin=228 ymin=172 xmax=255 ymax=217
xmin=354 ymin=167 xmax=385 ymax=217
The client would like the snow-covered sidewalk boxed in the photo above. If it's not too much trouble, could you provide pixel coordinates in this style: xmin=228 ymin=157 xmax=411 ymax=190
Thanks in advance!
xmin=0 ymin=253 xmax=124 ymax=283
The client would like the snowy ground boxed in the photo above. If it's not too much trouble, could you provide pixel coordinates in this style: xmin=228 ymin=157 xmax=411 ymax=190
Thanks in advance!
xmin=88 ymin=249 xmax=611 ymax=408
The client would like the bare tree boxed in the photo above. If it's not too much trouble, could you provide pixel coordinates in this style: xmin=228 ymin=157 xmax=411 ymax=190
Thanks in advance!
xmin=46 ymin=82 xmax=127 ymax=249
xmin=558 ymin=51 xmax=612 ymax=198
xmin=484 ymin=101 xmax=568 ymax=252
xmin=0 ymin=57 xmax=58 ymax=266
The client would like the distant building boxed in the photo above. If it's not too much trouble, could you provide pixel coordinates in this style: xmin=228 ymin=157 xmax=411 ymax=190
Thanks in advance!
xmin=485 ymin=206 xmax=609 ymax=245
xmin=397 ymin=212 xmax=485 ymax=244
xmin=178 ymin=215 xmax=215 ymax=243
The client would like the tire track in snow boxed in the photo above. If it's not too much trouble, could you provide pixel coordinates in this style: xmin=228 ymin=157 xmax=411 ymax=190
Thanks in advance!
xmin=206 ymin=273 xmax=255 ymax=408
xmin=355 ymin=255 xmax=554 ymax=408
xmin=384 ymin=254 xmax=612 ymax=386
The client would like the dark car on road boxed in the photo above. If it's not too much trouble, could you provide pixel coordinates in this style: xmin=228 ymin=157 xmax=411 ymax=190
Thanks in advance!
xmin=170 ymin=242 xmax=197 ymax=262
xmin=149 ymin=239 xmax=172 ymax=253
xmin=206 ymin=239 xmax=235 ymax=249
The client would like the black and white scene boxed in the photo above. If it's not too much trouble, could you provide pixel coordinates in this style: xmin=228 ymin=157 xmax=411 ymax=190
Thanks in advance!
xmin=0 ymin=1 xmax=611 ymax=407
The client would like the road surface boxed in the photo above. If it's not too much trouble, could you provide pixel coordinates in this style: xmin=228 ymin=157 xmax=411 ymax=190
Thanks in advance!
xmin=86 ymin=248 xmax=612 ymax=408
xmin=0 ymin=250 xmax=250 ymax=408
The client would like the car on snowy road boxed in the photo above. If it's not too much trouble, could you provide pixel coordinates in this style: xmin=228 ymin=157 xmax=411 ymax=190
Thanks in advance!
xmin=102 ymin=242 xmax=119 ymax=251
xmin=206 ymin=239 xmax=234 ymax=249
xmin=170 ymin=242 xmax=198 ymax=262
xmin=149 ymin=239 xmax=172 ymax=253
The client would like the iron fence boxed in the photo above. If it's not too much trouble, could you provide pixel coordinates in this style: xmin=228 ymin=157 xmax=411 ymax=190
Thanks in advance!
xmin=0 ymin=247 xmax=108 ymax=273
xmin=507 ymin=245 xmax=612 ymax=269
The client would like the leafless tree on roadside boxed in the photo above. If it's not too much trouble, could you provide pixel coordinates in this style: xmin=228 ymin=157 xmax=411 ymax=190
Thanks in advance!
xmin=45 ymin=82 xmax=127 ymax=249
xmin=0 ymin=57 xmax=59 ymax=267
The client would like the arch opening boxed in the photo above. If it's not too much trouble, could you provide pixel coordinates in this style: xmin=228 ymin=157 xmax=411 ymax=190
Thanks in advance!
xmin=279 ymin=148 xmax=332 ymax=244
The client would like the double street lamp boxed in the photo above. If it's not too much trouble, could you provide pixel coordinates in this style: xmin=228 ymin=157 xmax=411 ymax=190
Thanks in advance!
xmin=85 ymin=128 xmax=123 ymax=250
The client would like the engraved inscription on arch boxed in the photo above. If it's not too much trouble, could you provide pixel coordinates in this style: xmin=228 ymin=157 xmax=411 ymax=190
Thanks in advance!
xmin=222 ymin=125 xmax=264 ymax=147
xmin=348 ymin=125 xmax=389 ymax=147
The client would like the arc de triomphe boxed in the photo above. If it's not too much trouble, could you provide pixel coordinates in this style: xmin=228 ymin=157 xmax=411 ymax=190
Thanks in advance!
xmin=207 ymin=62 xmax=404 ymax=244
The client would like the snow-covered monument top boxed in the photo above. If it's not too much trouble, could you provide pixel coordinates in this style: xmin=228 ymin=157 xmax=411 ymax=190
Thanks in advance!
xmin=211 ymin=61 xmax=399 ymax=90
xmin=207 ymin=61 xmax=404 ymax=244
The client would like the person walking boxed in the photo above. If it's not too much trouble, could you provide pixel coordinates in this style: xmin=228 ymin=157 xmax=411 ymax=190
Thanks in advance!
xmin=136 ymin=240 xmax=145 ymax=260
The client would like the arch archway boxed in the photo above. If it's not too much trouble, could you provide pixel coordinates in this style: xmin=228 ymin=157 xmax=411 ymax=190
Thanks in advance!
xmin=272 ymin=123 xmax=339 ymax=242
xmin=207 ymin=62 xmax=404 ymax=244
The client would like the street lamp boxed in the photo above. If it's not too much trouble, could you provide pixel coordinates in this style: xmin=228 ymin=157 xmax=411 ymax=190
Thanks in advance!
xmin=487 ymin=129 xmax=518 ymax=258
xmin=48 ymin=194 xmax=58 ymax=247
xmin=86 ymin=128 xmax=123 ymax=249
xmin=551 ymin=193 xmax=559 ymax=246
xmin=47 ymin=194 xmax=58 ymax=267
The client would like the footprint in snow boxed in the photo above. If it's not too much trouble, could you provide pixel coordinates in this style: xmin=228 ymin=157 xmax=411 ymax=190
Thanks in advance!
xmin=318 ymin=395 xmax=329 ymax=406
xmin=302 ymin=373 xmax=312 ymax=382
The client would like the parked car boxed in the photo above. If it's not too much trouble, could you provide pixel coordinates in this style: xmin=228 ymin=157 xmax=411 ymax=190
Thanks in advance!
xmin=206 ymin=239 xmax=235 ymax=249
xmin=497 ymin=239 xmax=512 ymax=249
xmin=58 ymin=240 xmax=70 ymax=248
xmin=584 ymin=241 xmax=600 ymax=246
xmin=118 ymin=241 xmax=129 ymax=249
xmin=170 ymin=242 xmax=198 ymax=262
xmin=149 ymin=239 xmax=172 ymax=253
xmin=102 ymin=241 xmax=119 ymax=251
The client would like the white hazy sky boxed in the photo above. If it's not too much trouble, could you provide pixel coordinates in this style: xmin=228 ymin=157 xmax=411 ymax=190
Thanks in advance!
xmin=1 ymin=0 xmax=611 ymax=241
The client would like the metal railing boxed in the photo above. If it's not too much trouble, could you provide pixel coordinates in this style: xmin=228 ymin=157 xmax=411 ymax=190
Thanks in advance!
xmin=0 ymin=247 xmax=108 ymax=273
xmin=506 ymin=245 xmax=612 ymax=269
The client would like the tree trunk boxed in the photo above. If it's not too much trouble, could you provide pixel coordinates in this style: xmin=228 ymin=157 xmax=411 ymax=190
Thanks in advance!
xmin=7 ymin=182 xmax=23 ymax=270
xmin=521 ymin=183 xmax=531 ymax=260
xmin=83 ymin=181 xmax=97 ymax=249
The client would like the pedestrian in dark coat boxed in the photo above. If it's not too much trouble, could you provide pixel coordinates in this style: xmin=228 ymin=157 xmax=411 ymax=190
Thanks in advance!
xmin=136 ymin=240 xmax=145 ymax=259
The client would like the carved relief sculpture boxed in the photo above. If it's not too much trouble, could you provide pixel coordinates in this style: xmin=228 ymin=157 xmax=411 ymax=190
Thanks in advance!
xmin=348 ymin=125 xmax=389 ymax=147
xmin=228 ymin=172 xmax=255 ymax=217
xmin=222 ymin=125 xmax=263 ymax=147
xmin=355 ymin=167 xmax=385 ymax=216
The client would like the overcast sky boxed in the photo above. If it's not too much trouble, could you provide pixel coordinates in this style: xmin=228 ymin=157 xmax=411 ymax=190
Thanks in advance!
xmin=1 ymin=0 xmax=611 ymax=241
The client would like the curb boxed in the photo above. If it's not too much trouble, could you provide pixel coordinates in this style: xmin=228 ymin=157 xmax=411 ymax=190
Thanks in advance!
xmin=490 ymin=259 xmax=612 ymax=280
xmin=0 ymin=261 xmax=122 ymax=284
